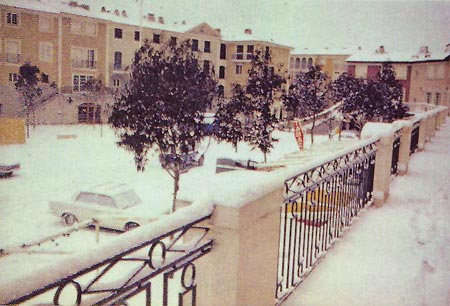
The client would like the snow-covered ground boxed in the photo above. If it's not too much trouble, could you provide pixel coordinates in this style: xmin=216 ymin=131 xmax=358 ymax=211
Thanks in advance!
xmin=283 ymin=118 xmax=450 ymax=306
xmin=0 ymin=124 xmax=312 ymax=250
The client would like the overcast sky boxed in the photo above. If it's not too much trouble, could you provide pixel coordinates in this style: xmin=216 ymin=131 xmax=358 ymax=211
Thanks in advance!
xmin=93 ymin=0 xmax=450 ymax=53
xmin=145 ymin=0 xmax=450 ymax=53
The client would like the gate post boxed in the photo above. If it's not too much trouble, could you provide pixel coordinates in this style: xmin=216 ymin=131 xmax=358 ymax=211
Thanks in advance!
xmin=397 ymin=124 xmax=412 ymax=175
xmin=372 ymin=133 xmax=394 ymax=207
xmin=418 ymin=118 xmax=427 ymax=150
xmin=196 ymin=187 xmax=283 ymax=306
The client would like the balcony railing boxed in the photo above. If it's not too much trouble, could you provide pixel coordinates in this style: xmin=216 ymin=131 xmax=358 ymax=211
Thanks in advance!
xmin=391 ymin=130 xmax=401 ymax=175
xmin=276 ymin=141 xmax=377 ymax=304
xmin=5 ymin=53 xmax=20 ymax=63
xmin=410 ymin=122 xmax=420 ymax=154
xmin=231 ymin=53 xmax=253 ymax=61
xmin=72 ymin=59 xmax=97 ymax=69
xmin=3 ymin=210 xmax=213 ymax=306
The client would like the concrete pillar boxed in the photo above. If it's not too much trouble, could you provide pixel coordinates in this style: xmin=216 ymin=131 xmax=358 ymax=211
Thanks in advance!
xmin=398 ymin=125 xmax=412 ymax=175
xmin=373 ymin=134 xmax=394 ymax=207
xmin=418 ymin=118 xmax=427 ymax=150
xmin=197 ymin=188 xmax=282 ymax=306
xmin=430 ymin=114 xmax=437 ymax=137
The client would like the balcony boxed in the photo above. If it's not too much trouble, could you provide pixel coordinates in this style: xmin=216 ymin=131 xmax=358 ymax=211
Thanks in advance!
xmin=72 ymin=59 xmax=97 ymax=69
xmin=5 ymin=53 xmax=20 ymax=63
xmin=232 ymin=52 xmax=253 ymax=62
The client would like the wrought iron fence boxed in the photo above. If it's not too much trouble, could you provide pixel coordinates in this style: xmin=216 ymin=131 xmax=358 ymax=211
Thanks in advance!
xmin=276 ymin=141 xmax=377 ymax=304
xmin=391 ymin=130 xmax=401 ymax=175
xmin=410 ymin=122 xmax=420 ymax=154
xmin=4 ymin=214 xmax=212 ymax=306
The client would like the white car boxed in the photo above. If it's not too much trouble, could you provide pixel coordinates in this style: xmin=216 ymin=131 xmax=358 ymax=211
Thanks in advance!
xmin=49 ymin=183 xmax=159 ymax=231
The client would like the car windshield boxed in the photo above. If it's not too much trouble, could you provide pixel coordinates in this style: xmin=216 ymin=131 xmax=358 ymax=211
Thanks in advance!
xmin=75 ymin=192 xmax=116 ymax=208
xmin=114 ymin=190 xmax=141 ymax=209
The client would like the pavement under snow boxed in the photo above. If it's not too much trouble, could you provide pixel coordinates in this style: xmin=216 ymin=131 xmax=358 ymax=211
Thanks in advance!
xmin=283 ymin=119 xmax=450 ymax=306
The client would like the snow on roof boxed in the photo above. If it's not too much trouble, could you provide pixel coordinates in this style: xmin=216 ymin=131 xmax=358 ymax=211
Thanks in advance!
xmin=0 ymin=0 xmax=59 ymax=13
xmin=222 ymin=31 xmax=293 ymax=49
xmin=347 ymin=48 xmax=450 ymax=63
xmin=292 ymin=47 xmax=354 ymax=56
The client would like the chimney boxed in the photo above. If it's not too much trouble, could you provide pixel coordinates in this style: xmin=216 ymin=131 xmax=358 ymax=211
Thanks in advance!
xmin=378 ymin=45 xmax=385 ymax=54
xmin=114 ymin=9 xmax=119 ymax=16
xmin=101 ymin=6 xmax=106 ymax=13
xmin=419 ymin=46 xmax=429 ymax=54
xmin=445 ymin=43 xmax=450 ymax=53
xmin=244 ymin=28 xmax=252 ymax=35
xmin=80 ymin=4 xmax=89 ymax=10
xmin=147 ymin=13 xmax=155 ymax=22
xmin=215 ymin=28 xmax=221 ymax=34
xmin=182 ymin=20 xmax=186 ymax=25
xmin=122 ymin=10 xmax=127 ymax=17
xmin=158 ymin=16 xmax=164 ymax=24
xmin=69 ymin=1 xmax=78 ymax=7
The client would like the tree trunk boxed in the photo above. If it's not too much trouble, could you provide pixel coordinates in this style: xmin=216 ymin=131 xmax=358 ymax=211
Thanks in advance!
xmin=264 ymin=152 xmax=267 ymax=163
xmin=171 ymin=169 xmax=180 ymax=213
xmin=310 ymin=119 xmax=315 ymax=144
xmin=26 ymin=109 xmax=30 ymax=139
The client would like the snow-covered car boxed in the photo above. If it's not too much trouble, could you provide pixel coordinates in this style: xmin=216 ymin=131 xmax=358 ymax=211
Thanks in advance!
xmin=0 ymin=162 xmax=20 ymax=178
xmin=49 ymin=183 xmax=158 ymax=231
xmin=335 ymin=130 xmax=359 ymax=141
xmin=159 ymin=151 xmax=205 ymax=173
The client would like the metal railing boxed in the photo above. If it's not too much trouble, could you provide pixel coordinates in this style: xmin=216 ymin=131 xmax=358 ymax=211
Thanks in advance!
xmin=4 ymin=214 xmax=212 ymax=306
xmin=410 ymin=122 xmax=420 ymax=154
xmin=276 ymin=141 xmax=377 ymax=304
xmin=5 ymin=53 xmax=20 ymax=63
xmin=72 ymin=59 xmax=97 ymax=69
xmin=391 ymin=130 xmax=401 ymax=175
xmin=231 ymin=53 xmax=253 ymax=61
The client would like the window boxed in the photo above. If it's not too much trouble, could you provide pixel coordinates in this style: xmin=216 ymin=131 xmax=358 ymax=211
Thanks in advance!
xmin=114 ymin=51 xmax=122 ymax=70
xmin=295 ymin=58 xmax=300 ymax=69
xmin=0 ymin=103 xmax=2 ymax=115
xmin=219 ymin=66 xmax=225 ymax=79
xmin=192 ymin=39 xmax=199 ymax=51
xmin=247 ymin=45 xmax=254 ymax=59
xmin=170 ymin=36 xmax=177 ymax=46
xmin=153 ymin=34 xmax=160 ymax=44
xmin=8 ymin=73 xmax=18 ymax=82
xmin=220 ymin=43 xmax=226 ymax=59
xmin=6 ymin=12 xmax=18 ymax=26
xmin=435 ymin=93 xmax=441 ymax=105
xmin=5 ymin=40 xmax=20 ymax=63
xmin=203 ymin=60 xmax=210 ymax=72
xmin=114 ymin=28 xmax=123 ymax=39
xmin=235 ymin=64 xmax=243 ymax=75
xmin=307 ymin=58 xmax=313 ymax=68
xmin=204 ymin=40 xmax=211 ymax=53
xmin=113 ymin=79 xmax=120 ymax=87
xmin=236 ymin=45 xmax=244 ymax=59
xmin=39 ymin=42 xmax=53 ymax=62
xmin=71 ymin=20 xmax=83 ymax=34
xmin=218 ymin=85 xmax=224 ymax=97
xmin=265 ymin=46 xmax=270 ymax=59
xmin=301 ymin=58 xmax=307 ymax=69
xmin=84 ymin=22 xmax=97 ymax=37
xmin=426 ymin=92 xmax=432 ymax=104
xmin=73 ymin=75 xmax=93 ymax=92
xmin=72 ymin=47 xmax=96 ymax=69
xmin=39 ymin=16 xmax=52 ymax=33
xmin=134 ymin=31 xmax=140 ymax=42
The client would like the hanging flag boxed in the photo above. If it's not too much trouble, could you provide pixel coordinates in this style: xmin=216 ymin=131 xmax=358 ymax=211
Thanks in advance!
xmin=294 ymin=120 xmax=304 ymax=150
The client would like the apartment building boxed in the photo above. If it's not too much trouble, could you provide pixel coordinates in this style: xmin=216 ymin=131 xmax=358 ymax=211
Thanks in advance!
xmin=289 ymin=47 xmax=352 ymax=81
xmin=0 ymin=0 xmax=291 ymax=124
xmin=346 ymin=45 xmax=450 ymax=108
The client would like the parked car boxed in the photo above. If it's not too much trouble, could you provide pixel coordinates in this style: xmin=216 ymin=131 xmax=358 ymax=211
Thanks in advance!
xmin=335 ymin=130 xmax=359 ymax=141
xmin=0 ymin=162 xmax=20 ymax=178
xmin=49 ymin=183 xmax=159 ymax=231
xmin=159 ymin=151 xmax=205 ymax=173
